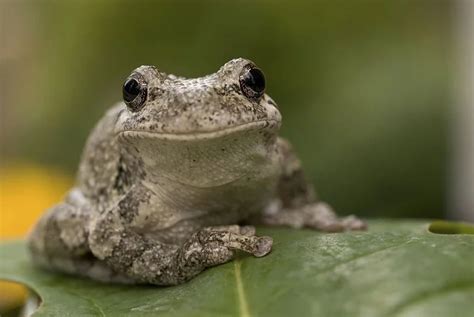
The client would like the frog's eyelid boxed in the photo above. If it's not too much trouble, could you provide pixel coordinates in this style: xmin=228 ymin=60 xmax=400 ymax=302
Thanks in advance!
xmin=146 ymin=65 xmax=162 ymax=77
xmin=130 ymin=65 xmax=164 ymax=82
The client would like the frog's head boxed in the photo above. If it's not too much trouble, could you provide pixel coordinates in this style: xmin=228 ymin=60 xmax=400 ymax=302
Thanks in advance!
xmin=116 ymin=58 xmax=282 ymax=186
xmin=116 ymin=58 xmax=281 ymax=138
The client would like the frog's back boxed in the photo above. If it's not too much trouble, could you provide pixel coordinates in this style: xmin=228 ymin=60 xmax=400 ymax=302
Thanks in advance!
xmin=73 ymin=103 xmax=125 ymax=204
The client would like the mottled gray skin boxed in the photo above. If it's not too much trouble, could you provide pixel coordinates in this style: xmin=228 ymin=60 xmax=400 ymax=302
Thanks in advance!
xmin=28 ymin=58 xmax=366 ymax=285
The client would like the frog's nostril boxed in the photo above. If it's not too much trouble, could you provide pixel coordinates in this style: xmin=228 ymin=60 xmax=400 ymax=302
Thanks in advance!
xmin=266 ymin=97 xmax=278 ymax=109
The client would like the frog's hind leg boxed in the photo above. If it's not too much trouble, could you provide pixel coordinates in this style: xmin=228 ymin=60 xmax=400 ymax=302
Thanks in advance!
xmin=28 ymin=202 xmax=134 ymax=283
xmin=28 ymin=203 xmax=90 ymax=259
xmin=258 ymin=137 xmax=367 ymax=232
xmin=31 ymin=252 xmax=135 ymax=284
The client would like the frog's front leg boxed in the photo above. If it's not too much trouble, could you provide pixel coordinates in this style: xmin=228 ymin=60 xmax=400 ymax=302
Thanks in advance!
xmin=89 ymin=187 xmax=272 ymax=285
xmin=260 ymin=138 xmax=367 ymax=232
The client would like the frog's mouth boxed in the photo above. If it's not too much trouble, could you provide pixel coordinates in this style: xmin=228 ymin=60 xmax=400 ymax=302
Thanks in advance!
xmin=118 ymin=119 xmax=280 ymax=141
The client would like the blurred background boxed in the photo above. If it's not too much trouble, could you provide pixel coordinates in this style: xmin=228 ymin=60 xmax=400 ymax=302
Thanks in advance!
xmin=1 ymin=0 xmax=473 ymax=243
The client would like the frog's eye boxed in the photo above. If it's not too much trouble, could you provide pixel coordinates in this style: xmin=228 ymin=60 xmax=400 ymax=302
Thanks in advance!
xmin=239 ymin=65 xmax=265 ymax=100
xmin=123 ymin=75 xmax=147 ymax=112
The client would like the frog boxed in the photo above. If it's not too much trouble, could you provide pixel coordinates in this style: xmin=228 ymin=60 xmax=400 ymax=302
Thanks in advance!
xmin=28 ymin=58 xmax=366 ymax=285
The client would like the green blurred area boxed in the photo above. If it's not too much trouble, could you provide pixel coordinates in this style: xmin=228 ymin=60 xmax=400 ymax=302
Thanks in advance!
xmin=0 ymin=0 xmax=453 ymax=218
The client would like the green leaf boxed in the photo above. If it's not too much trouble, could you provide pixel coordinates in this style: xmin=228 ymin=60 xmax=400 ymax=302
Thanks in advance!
xmin=1 ymin=220 xmax=473 ymax=317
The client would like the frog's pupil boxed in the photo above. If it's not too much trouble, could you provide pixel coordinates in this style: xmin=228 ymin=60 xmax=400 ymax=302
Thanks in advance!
xmin=123 ymin=78 xmax=140 ymax=102
xmin=247 ymin=68 xmax=265 ymax=93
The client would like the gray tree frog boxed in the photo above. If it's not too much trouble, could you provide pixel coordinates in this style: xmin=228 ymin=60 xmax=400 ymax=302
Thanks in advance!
xmin=28 ymin=58 xmax=366 ymax=285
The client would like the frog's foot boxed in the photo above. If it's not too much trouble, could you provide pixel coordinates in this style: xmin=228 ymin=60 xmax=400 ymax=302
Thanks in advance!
xmin=262 ymin=201 xmax=367 ymax=232
xmin=190 ymin=226 xmax=273 ymax=261
xmin=155 ymin=226 xmax=272 ymax=284
xmin=301 ymin=202 xmax=367 ymax=232
xmin=340 ymin=215 xmax=367 ymax=231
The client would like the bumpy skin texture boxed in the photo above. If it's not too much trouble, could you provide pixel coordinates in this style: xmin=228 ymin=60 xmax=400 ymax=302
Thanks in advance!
xmin=28 ymin=58 xmax=366 ymax=285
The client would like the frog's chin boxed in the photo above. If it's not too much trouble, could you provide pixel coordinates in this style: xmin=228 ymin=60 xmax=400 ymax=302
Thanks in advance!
xmin=118 ymin=119 xmax=280 ymax=141
xmin=125 ymin=119 xmax=281 ymax=188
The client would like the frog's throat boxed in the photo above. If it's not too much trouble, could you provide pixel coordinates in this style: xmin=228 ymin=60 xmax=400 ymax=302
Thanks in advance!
xmin=117 ymin=119 xmax=280 ymax=141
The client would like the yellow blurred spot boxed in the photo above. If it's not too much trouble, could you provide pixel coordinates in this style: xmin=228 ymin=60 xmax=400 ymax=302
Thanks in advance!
xmin=0 ymin=281 xmax=28 ymax=312
xmin=0 ymin=163 xmax=73 ymax=239
xmin=0 ymin=163 xmax=73 ymax=312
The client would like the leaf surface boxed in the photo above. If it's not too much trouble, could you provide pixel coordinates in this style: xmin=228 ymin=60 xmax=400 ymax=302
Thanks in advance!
xmin=1 ymin=220 xmax=473 ymax=317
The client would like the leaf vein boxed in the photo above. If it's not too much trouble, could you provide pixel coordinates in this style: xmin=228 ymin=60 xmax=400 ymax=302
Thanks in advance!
xmin=234 ymin=259 xmax=250 ymax=317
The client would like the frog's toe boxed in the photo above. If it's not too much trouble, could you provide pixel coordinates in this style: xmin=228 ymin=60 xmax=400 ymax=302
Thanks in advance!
xmin=341 ymin=215 xmax=368 ymax=231
xmin=253 ymin=236 xmax=273 ymax=257
xmin=239 ymin=225 xmax=256 ymax=236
